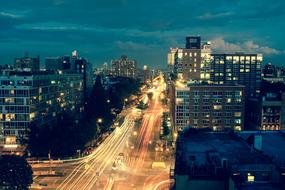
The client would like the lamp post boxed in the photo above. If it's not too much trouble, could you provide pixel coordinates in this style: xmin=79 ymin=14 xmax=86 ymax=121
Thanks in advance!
xmin=77 ymin=149 xmax=81 ymax=158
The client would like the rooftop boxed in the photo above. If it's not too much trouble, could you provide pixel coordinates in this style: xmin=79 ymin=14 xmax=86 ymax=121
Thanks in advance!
xmin=238 ymin=131 xmax=285 ymax=169
xmin=175 ymin=130 xmax=272 ymax=175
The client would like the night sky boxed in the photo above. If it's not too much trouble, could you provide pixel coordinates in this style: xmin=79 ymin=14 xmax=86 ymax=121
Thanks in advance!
xmin=1 ymin=0 xmax=285 ymax=68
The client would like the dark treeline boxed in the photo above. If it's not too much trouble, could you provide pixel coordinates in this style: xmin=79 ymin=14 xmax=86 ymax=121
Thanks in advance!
xmin=0 ymin=155 xmax=33 ymax=190
xmin=28 ymin=75 xmax=140 ymax=158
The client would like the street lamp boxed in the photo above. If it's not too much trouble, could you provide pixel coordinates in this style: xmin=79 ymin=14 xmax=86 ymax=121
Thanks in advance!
xmin=97 ymin=118 xmax=103 ymax=124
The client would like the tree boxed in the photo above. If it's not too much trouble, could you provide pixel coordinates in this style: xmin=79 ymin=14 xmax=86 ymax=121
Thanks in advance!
xmin=162 ymin=118 xmax=170 ymax=136
xmin=0 ymin=155 xmax=33 ymax=190
xmin=85 ymin=75 xmax=112 ymax=128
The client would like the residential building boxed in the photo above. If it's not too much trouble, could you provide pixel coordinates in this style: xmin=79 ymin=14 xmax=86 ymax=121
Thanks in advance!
xmin=174 ymin=130 xmax=283 ymax=190
xmin=45 ymin=56 xmax=71 ymax=71
xmin=168 ymin=36 xmax=211 ymax=81
xmin=14 ymin=55 xmax=40 ymax=72
xmin=112 ymin=55 xmax=137 ymax=78
xmin=137 ymin=65 xmax=152 ymax=82
xmin=246 ymin=80 xmax=285 ymax=130
xmin=45 ymin=51 xmax=93 ymax=100
xmin=239 ymin=130 xmax=285 ymax=184
xmin=210 ymin=53 xmax=262 ymax=98
xmin=73 ymin=57 xmax=93 ymax=99
xmin=0 ymin=71 xmax=84 ymax=148
xmin=170 ymin=81 xmax=245 ymax=131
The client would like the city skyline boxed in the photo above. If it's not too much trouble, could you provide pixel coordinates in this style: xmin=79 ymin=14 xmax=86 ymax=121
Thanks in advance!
xmin=1 ymin=0 xmax=285 ymax=68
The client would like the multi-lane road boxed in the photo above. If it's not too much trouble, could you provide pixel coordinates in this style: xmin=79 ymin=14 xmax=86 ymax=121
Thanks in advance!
xmin=31 ymin=75 xmax=173 ymax=190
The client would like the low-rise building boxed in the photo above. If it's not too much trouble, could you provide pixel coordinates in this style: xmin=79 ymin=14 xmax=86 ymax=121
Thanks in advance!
xmin=174 ymin=130 xmax=283 ymax=190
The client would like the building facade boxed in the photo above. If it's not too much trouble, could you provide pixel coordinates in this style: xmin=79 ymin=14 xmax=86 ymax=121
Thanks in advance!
xmin=168 ymin=37 xmax=212 ymax=81
xmin=171 ymin=81 xmax=245 ymax=131
xmin=210 ymin=53 xmax=262 ymax=98
xmin=112 ymin=55 xmax=137 ymax=78
xmin=174 ymin=131 xmax=281 ymax=190
xmin=15 ymin=55 xmax=40 ymax=72
xmin=45 ymin=52 xmax=93 ymax=100
xmin=247 ymin=80 xmax=285 ymax=130
xmin=0 ymin=72 xmax=84 ymax=147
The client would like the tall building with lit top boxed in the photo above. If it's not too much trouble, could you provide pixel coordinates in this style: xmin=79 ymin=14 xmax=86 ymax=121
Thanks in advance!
xmin=169 ymin=36 xmax=211 ymax=81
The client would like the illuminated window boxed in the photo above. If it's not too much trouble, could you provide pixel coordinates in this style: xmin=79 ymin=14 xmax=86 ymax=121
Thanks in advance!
xmin=30 ymin=112 xmax=35 ymax=120
xmin=5 ymin=114 xmax=15 ymax=121
xmin=235 ymin=119 xmax=241 ymax=124
xmin=247 ymin=174 xmax=255 ymax=182
xmin=234 ymin=112 xmax=241 ymax=117
xmin=213 ymin=105 xmax=222 ymax=110
xmin=226 ymin=98 xmax=232 ymax=103
xmin=234 ymin=126 xmax=241 ymax=131
xmin=5 ymin=136 xmax=16 ymax=144
xmin=236 ymin=98 xmax=242 ymax=103
xmin=5 ymin=98 xmax=15 ymax=103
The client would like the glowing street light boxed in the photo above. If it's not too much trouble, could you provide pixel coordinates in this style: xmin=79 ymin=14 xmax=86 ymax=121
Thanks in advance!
xmin=97 ymin=118 xmax=103 ymax=124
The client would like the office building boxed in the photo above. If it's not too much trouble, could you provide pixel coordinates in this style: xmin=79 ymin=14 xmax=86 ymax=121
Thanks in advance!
xmin=14 ymin=55 xmax=40 ymax=72
xmin=210 ymin=53 xmax=262 ymax=98
xmin=170 ymin=81 xmax=245 ymax=131
xmin=111 ymin=55 xmax=137 ymax=78
xmin=0 ymin=71 xmax=84 ymax=148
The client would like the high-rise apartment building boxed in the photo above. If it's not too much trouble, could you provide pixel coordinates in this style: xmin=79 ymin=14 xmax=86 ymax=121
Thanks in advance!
xmin=210 ymin=53 xmax=262 ymax=98
xmin=0 ymin=71 xmax=84 ymax=147
xmin=168 ymin=37 xmax=211 ymax=81
xmin=45 ymin=51 xmax=93 ymax=100
xmin=112 ymin=55 xmax=137 ymax=78
xmin=170 ymin=81 xmax=245 ymax=131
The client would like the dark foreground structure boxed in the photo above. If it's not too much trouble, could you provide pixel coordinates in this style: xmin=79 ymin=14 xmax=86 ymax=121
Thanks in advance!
xmin=174 ymin=129 xmax=285 ymax=190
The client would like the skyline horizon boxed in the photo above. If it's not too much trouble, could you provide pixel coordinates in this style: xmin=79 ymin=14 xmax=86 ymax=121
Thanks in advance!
xmin=1 ymin=0 xmax=285 ymax=68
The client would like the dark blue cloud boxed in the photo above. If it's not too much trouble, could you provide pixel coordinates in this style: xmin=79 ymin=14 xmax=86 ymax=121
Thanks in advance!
xmin=0 ymin=0 xmax=285 ymax=68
